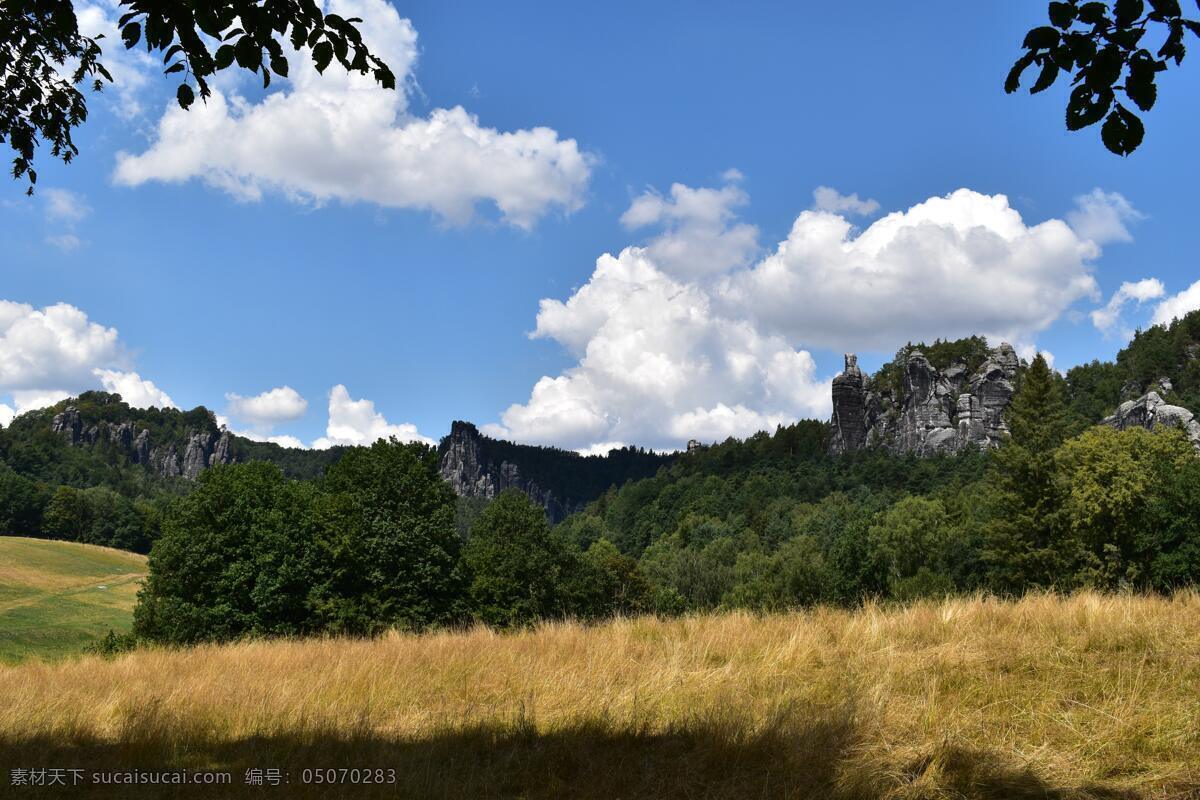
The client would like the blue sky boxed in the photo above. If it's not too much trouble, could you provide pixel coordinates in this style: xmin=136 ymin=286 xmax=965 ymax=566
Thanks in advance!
xmin=2 ymin=0 xmax=1199 ymax=452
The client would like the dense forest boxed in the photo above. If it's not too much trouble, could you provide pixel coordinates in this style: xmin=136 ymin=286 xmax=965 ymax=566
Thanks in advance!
xmin=3 ymin=312 xmax=1200 ymax=644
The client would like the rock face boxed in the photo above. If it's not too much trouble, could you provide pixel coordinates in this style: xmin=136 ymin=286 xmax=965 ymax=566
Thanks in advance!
xmin=50 ymin=406 xmax=235 ymax=479
xmin=438 ymin=421 xmax=581 ymax=522
xmin=1103 ymin=391 xmax=1200 ymax=449
xmin=830 ymin=344 xmax=1021 ymax=456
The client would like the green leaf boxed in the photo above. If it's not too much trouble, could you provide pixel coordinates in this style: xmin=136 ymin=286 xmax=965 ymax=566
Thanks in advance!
xmin=177 ymin=83 xmax=195 ymax=110
xmin=1049 ymin=2 xmax=1077 ymax=28
xmin=1031 ymin=58 xmax=1060 ymax=92
xmin=164 ymin=62 xmax=185 ymax=75
xmin=375 ymin=65 xmax=396 ymax=90
xmin=1066 ymin=84 xmax=1114 ymax=129
xmin=234 ymin=36 xmax=261 ymax=71
xmin=1085 ymin=45 xmax=1125 ymax=89
xmin=1114 ymin=0 xmax=1146 ymax=27
xmin=1078 ymin=2 xmax=1110 ymax=24
xmin=1125 ymin=53 xmax=1160 ymax=109
xmin=121 ymin=22 xmax=141 ymax=49
xmin=270 ymin=55 xmax=289 ymax=77
xmin=1023 ymin=26 xmax=1062 ymax=50
xmin=214 ymin=44 xmax=236 ymax=70
xmin=163 ymin=44 xmax=184 ymax=65
xmin=1148 ymin=0 xmax=1182 ymax=15
xmin=1100 ymin=103 xmax=1144 ymax=154
xmin=313 ymin=41 xmax=334 ymax=73
xmin=1006 ymin=52 xmax=1036 ymax=92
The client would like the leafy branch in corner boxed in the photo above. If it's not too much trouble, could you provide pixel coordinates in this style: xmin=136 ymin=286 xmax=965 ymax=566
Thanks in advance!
xmin=1008 ymin=0 xmax=1200 ymax=155
xmin=0 ymin=1 xmax=396 ymax=194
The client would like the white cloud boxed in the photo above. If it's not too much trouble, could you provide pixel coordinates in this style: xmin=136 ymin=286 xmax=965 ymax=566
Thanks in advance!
xmin=225 ymin=386 xmax=308 ymax=430
xmin=576 ymin=441 xmax=627 ymax=457
xmin=620 ymin=180 xmax=758 ymax=278
xmin=113 ymin=0 xmax=592 ymax=229
xmin=93 ymin=368 xmax=176 ymax=409
xmin=487 ymin=246 xmax=830 ymax=451
xmin=45 ymin=234 xmax=83 ymax=252
xmin=0 ymin=300 xmax=177 ymax=414
xmin=491 ymin=185 xmax=1128 ymax=453
xmin=1067 ymin=188 xmax=1144 ymax=245
xmin=232 ymin=428 xmax=307 ymax=449
xmin=812 ymin=186 xmax=879 ymax=216
xmin=720 ymin=188 xmax=1103 ymax=352
xmin=42 ymin=189 xmax=91 ymax=223
xmin=1151 ymin=280 xmax=1200 ymax=327
xmin=0 ymin=404 xmax=13 ymax=427
xmin=1090 ymin=278 xmax=1166 ymax=336
xmin=0 ymin=301 xmax=126 ymax=397
xmin=311 ymin=384 xmax=433 ymax=448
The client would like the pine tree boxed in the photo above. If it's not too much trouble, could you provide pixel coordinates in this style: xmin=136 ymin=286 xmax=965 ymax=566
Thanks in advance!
xmin=983 ymin=354 xmax=1073 ymax=593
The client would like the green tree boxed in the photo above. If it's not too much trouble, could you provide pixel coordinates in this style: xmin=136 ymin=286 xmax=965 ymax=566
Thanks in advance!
xmin=983 ymin=354 xmax=1072 ymax=593
xmin=0 ymin=465 xmax=46 ymax=536
xmin=1054 ymin=425 xmax=1196 ymax=588
xmin=1010 ymin=0 xmax=1200 ymax=155
xmin=462 ymin=489 xmax=575 ymax=627
xmin=2 ymin=0 xmax=395 ymax=191
xmin=312 ymin=438 xmax=463 ymax=633
xmin=133 ymin=462 xmax=318 ymax=644
xmin=867 ymin=496 xmax=958 ymax=600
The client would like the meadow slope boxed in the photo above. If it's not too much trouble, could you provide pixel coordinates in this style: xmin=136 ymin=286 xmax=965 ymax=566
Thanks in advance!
xmin=2 ymin=592 xmax=1199 ymax=799
xmin=0 ymin=537 xmax=146 ymax=664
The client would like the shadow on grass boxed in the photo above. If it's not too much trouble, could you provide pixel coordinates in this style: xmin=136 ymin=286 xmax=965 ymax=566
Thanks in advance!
xmin=0 ymin=712 xmax=1159 ymax=800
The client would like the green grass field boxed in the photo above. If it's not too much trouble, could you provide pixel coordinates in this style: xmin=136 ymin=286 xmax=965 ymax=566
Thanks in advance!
xmin=0 ymin=537 xmax=147 ymax=664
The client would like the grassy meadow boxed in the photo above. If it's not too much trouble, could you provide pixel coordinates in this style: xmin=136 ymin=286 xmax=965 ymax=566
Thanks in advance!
xmin=0 ymin=537 xmax=146 ymax=664
xmin=2 ymin=592 xmax=1199 ymax=798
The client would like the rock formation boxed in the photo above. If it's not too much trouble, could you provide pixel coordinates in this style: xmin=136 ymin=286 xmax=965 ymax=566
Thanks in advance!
xmin=438 ymin=421 xmax=581 ymax=522
xmin=50 ymin=405 xmax=235 ymax=479
xmin=1103 ymin=391 xmax=1200 ymax=449
xmin=830 ymin=344 xmax=1020 ymax=456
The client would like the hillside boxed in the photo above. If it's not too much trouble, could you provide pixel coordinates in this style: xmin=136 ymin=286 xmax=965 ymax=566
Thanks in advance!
xmin=0 ymin=537 xmax=146 ymax=664
xmin=1 ymin=593 xmax=1197 ymax=798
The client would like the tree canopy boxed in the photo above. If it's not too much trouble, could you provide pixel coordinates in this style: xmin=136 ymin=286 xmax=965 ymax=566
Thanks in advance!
xmin=1 ymin=0 xmax=394 ymax=192
xmin=1010 ymin=0 xmax=1200 ymax=155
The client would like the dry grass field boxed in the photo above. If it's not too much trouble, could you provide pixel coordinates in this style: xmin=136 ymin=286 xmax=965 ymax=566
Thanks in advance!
xmin=2 ymin=592 xmax=1199 ymax=799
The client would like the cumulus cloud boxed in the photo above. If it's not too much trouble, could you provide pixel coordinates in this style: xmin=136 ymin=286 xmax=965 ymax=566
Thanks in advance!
xmin=620 ymin=180 xmax=758 ymax=278
xmin=0 ymin=300 xmax=125 ymax=398
xmin=721 ymin=188 xmax=1103 ymax=352
xmin=94 ymin=369 xmax=176 ymax=409
xmin=490 ymin=184 xmax=1130 ymax=453
xmin=311 ymin=384 xmax=433 ymax=448
xmin=811 ymin=186 xmax=879 ymax=216
xmin=0 ymin=300 xmax=176 ymax=413
xmin=1090 ymin=278 xmax=1166 ymax=336
xmin=1067 ymin=188 xmax=1144 ymax=245
xmin=486 ymin=247 xmax=830 ymax=451
xmin=113 ymin=0 xmax=592 ymax=228
xmin=0 ymin=404 xmax=13 ymax=427
xmin=1151 ymin=280 xmax=1200 ymax=327
xmin=225 ymin=386 xmax=308 ymax=431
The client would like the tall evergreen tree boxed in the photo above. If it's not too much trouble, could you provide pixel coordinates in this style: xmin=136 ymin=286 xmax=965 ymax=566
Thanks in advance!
xmin=983 ymin=354 xmax=1073 ymax=593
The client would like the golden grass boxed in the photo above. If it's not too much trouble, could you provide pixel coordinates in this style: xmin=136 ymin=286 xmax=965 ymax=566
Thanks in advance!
xmin=2 ymin=592 xmax=1200 ymax=798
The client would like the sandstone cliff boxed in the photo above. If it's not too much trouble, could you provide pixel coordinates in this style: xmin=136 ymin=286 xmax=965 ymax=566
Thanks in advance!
xmin=437 ymin=421 xmax=583 ymax=522
xmin=437 ymin=421 xmax=672 ymax=522
xmin=830 ymin=343 xmax=1021 ymax=456
xmin=1103 ymin=391 xmax=1200 ymax=449
xmin=50 ymin=405 xmax=235 ymax=479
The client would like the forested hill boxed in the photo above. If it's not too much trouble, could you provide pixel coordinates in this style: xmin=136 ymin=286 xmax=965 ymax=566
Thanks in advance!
xmin=438 ymin=421 xmax=674 ymax=522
